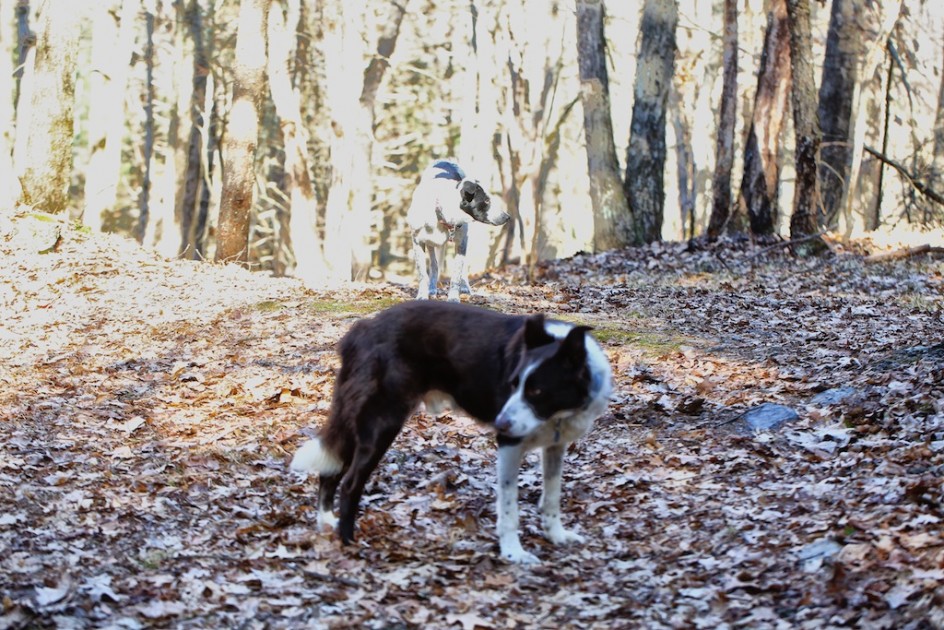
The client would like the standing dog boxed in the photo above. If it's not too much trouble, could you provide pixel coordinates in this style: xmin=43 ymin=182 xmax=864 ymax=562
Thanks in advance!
xmin=290 ymin=301 xmax=612 ymax=564
xmin=407 ymin=160 xmax=510 ymax=302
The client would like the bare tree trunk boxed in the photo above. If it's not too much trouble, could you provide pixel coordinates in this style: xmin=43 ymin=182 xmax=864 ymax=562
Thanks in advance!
xmin=818 ymin=0 xmax=901 ymax=231
xmin=706 ymin=0 xmax=738 ymax=240
xmin=737 ymin=0 xmax=791 ymax=237
xmin=14 ymin=0 xmax=31 ymax=107
xmin=669 ymin=81 xmax=695 ymax=241
xmin=13 ymin=0 xmax=81 ymax=214
xmin=83 ymin=0 xmax=135 ymax=232
xmin=0 ymin=0 xmax=20 ymax=208
xmin=576 ymin=0 xmax=631 ymax=252
xmin=624 ymin=0 xmax=678 ymax=245
xmin=267 ymin=0 xmax=324 ymax=287
xmin=137 ymin=7 xmax=155 ymax=242
xmin=322 ymin=0 xmax=405 ymax=283
xmin=786 ymin=0 xmax=826 ymax=252
xmin=932 ymin=38 xmax=944 ymax=192
xmin=179 ymin=0 xmax=209 ymax=259
xmin=216 ymin=0 xmax=268 ymax=263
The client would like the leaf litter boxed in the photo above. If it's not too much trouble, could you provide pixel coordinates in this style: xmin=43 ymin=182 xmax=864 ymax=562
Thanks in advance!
xmin=1 ymin=217 xmax=942 ymax=628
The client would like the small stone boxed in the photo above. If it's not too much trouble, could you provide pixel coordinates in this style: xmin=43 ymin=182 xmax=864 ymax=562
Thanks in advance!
xmin=743 ymin=403 xmax=799 ymax=431
xmin=810 ymin=387 xmax=857 ymax=406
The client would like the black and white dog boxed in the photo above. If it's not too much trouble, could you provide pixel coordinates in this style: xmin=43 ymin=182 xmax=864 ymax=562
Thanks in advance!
xmin=407 ymin=160 xmax=510 ymax=302
xmin=290 ymin=301 xmax=612 ymax=564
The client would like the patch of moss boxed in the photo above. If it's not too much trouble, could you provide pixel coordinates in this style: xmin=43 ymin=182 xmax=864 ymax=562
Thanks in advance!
xmin=307 ymin=296 xmax=403 ymax=317
xmin=254 ymin=300 xmax=285 ymax=313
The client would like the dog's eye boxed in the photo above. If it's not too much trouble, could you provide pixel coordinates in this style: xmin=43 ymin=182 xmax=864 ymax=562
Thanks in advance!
xmin=510 ymin=376 xmax=520 ymax=389
xmin=525 ymin=387 xmax=542 ymax=398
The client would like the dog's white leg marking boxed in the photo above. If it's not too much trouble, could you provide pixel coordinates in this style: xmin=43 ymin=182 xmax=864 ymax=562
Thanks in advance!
xmin=540 ymin=444 xmax=584 ymax=545
xmin=428 ymin=245 xmax=441 ymax=296
xmin=448 ymin=224 xmax=469 ymax=302
xmin=412 ymin=238 xmax=430 ymax=300
xmin=497 ymin=444 xmax=539 ymax=564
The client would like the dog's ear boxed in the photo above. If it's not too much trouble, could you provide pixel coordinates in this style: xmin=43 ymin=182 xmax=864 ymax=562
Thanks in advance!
xmin=460 ymin=180 xmax=479 ymax=202
xmin=524 ymin=314 xmax=555 ymax=349
xmin=556 ymin=325 xmax=591 ymax=367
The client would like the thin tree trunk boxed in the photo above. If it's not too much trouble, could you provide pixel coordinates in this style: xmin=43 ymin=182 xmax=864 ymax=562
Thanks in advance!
xmin=0 ymin=0 xmax=20 ymax=208
xmin=576 ymin=0 xmax=631 ymax=251
xmin=624 ymin=0 xmax=678 ymax=245
xmin=931 ymin=38 xmax=944 ymax=197
xmin=267 ymin=0 xmax=324 ymax=287
xmin=669 ymin=81 xmax=695 ymax=241
xmin=83 ymin=0 xmax=135 ymax=232
xmin=737 ymin=0 xmax=791 ymax=237
xmin=137 ymin=8 xmax=155 ymax=242
xmin=706 ymin=0 xmax=738 ymax=240
xmin=14 ymin=0 xmax=31 ymax=106
xmin=216 ymin=0 xmax=268 ymax=263
xmin=179 ymin=0 xmax=209 ymax=259
xmin=13 ymin=0 xmax=81 ymax=214
xmin=786 ymin=0 xmax=826 ymax=253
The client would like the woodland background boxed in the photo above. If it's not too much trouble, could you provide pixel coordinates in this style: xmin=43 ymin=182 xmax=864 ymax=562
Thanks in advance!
xmin=2 ymin=0 xmax=943 ymax=286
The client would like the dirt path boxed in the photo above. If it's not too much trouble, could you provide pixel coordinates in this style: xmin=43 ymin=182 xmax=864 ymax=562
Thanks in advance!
xmin=1 ymin=215 xmax=942 ymax=628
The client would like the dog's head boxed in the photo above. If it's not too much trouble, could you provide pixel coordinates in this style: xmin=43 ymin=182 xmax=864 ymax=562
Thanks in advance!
xmin=459 ymin=180 xmax=510 ymax=226
xmin=496 ymin=316 xmax=593 ymax=438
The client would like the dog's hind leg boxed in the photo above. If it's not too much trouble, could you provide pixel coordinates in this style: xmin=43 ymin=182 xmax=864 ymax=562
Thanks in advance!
xmin=412 ymin=238 xmax=431 ymax=300
xmin=428 ymin=245 xmax=441 ymax=297
xmin=540 ymin=444 xmax=584 ymax=545
xmin=337 ymin=397 xmax=411 ymax=544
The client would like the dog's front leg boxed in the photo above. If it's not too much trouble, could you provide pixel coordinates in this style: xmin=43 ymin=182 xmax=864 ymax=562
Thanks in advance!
xmin=447 ymin=224 xmax=470 ymax=302
xmin=496 ymin=443 xmax=539 ymax=564
xmin=412 ymin=238 xmax=431 ymax=300
xmin=540 ymin=444 xmax=585 ymax=546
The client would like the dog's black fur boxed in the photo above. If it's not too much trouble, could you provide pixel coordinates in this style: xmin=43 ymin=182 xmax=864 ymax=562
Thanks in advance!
xmin=290 ymin=300 xmax=611 ymax=562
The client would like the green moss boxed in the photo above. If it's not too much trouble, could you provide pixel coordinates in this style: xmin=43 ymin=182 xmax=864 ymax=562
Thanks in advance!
xmin=254 ymin=300 xmax=285 ymax=313
xmin=306 ymin=296 xmax=403 ymax=317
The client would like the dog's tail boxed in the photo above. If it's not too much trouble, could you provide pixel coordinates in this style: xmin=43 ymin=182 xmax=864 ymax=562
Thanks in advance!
xmin=290 ymin=437 xmax=343 ymax=475
xmin=289 ymin=318 xmax=377 ymax=477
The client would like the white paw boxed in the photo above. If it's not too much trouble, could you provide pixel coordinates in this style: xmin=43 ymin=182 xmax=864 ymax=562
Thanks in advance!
xmin=318 ymin=509 xmax=338 ymax=531
xmin=500 ymin=542 xmax=540 ymax=565
xmin=544 ymin=523 xmax=585 ymax=546
xmin=415 ymin=292 xmax=430 ymax=301
xmin=446 ymin=293 xmax=460 ymax=303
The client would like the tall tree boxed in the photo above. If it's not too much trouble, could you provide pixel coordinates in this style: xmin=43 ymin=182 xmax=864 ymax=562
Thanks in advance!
xmin=624 ymin=0 xmax=678 ymax=245
xmin=216 ymin=0 xmax=268 ymax=263
xmin=267 ymin=0 xmax=324 ymax=287
xmin=178 ymin=0 xmax=212 ymax=259
xmin=83 ymin=0 xmax=135 ymax=232
xmin=13 ymin=0 xmax=81 ymax=214
xmin=706 ymin=0 xmax=738 ymax=240
xmin=0 ymin=0 xmax=20 ymax=208
xmin=932 ymin=38 xmax=944 ymax=194
xmin=321 ymin=0 xmax=406 ymax=282
xmin=818 ymin=0 xmax=901 ymax=230
xmin=786 ymin=0 xmax=825 ymax=252
xmin=575 ymin=0 xmax=631 ymax=251
xmin=737 ymin=0 xmax=791 ymax=237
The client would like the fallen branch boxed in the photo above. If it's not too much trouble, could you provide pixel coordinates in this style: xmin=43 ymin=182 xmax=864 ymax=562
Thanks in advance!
xmin=864 ymin=244 xmax=944 ymax=263
xmin=864 ymin=145 xmax=944 ymax=207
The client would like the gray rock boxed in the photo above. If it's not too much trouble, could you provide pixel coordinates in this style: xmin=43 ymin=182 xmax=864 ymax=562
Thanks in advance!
xmin=743 ymin=403 xmax=799 ymax=431
xmin=811 ymin=387 xmax=857 ymax=406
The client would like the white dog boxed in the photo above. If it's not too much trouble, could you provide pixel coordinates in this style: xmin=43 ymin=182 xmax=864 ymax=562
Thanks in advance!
xmin=407 ymin=160 xmax=510 ymax=301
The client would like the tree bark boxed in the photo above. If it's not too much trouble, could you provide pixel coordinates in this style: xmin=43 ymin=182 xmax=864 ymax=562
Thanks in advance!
xmin=83 ymin=0 xmax=135 ymax=232
xmin=216 ymin=0 xmax=268 ymax=263
xmin=706 ymin=0 xmax=738 ymax=240
xmin=624 ymin=0 xmax=678 ymax=245
xmin=137 ymin=8 xmax=155 ymax=242
xmin=576 ymin=0 xmax=631 ymax=252
xmin=737 ymin=0 xmax=791 ymax=237
xmin=668 ymin=81 xmax=695 ymax=241
xmin=267 ymin=0 xmax=324 ymax=287
xmin=932 ymin=38 xmax=944 ymax=193
xmin=818 ymin=0 xmax=901 ymax=231
xmin=13 ymin=0 xmax=81 ymax=214
xmin=786 ymin=0 xmax=826 ymax=253
xmin=0 ymin=0 xmax=20 ymax=208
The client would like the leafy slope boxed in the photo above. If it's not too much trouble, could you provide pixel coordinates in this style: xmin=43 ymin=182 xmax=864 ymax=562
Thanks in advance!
xmin=1 ymin=216 xmax=942 ymax=629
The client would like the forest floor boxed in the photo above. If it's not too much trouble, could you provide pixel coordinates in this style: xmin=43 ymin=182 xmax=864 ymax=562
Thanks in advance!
xmin=1 ymin=211 xmax=943 ymax=629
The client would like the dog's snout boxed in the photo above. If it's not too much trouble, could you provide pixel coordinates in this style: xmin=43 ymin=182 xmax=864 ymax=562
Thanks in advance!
xmin=491 ymin=211 xmax=511 ymax=226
